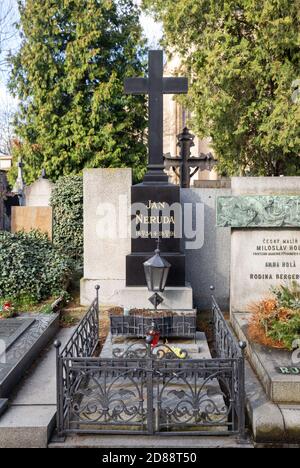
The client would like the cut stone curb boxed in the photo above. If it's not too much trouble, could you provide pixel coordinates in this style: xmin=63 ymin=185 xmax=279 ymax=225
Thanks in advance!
xmin=0 ymin=326 xmax=75 ymax=449
xmin=49 ymin=434 xmax=253 ymax=449
xmin=232 ymin=313 xmax=300 ymax=443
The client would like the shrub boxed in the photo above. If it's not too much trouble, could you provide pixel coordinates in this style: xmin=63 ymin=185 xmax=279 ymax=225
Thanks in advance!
xmin=249 ymin=282 xmax=300 ymax=350
xmin=0 ymin=230 xmax=73 ymax=306
xmin=50 ymin=175 xmax=83 ymax=265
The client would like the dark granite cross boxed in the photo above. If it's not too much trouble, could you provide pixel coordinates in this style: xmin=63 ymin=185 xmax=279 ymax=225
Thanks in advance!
xmin=125 ymin=50 xmax=188 ymax=183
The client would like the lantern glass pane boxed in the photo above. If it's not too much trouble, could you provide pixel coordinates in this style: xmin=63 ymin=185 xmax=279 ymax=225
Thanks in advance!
xmin=144 ymin=265 xmax=153 ymax=291
xmin=161 ymin=267 xmax=170 ymax=290
xmin=152 ymin=267 xmax=164 ymax=292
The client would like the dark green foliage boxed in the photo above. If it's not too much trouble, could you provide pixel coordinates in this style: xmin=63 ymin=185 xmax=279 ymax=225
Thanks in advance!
xmin=51 ymin=175 xmax=83 ymax=265
xmin=0 ymin=230 xmax=73 ymax=304
xmin=143 ymin=0 xmax=300 ymax=176
xmin=9 ymin=0 xmax=147 ymax=184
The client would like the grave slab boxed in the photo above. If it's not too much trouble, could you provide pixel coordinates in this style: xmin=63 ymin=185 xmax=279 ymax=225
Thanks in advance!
xmin=232 ymin=312 xmax=300 ymax=404
xmin=101 ymin=332 xmax=206 ymax=359
xmin=0 ymin=326 xmax=75 ymax=448
xmin=0 ymin=314 xmax=59 ymax=399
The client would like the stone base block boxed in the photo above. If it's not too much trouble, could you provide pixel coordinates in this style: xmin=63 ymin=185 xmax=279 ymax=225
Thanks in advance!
xmin=80 ymin=278 xmax=125 ymax=306
xmin=232 ymin=312 xmax=300 ymax=404
xmin=230 ymin=313 xmax=300 ymax=443
xmin=80 ymin=278 xmax=194 ymax=310
xmin=114 ymin=284 xmax=194 ymax=310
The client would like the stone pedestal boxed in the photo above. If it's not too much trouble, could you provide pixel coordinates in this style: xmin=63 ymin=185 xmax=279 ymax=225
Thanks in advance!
xmin=113 ymin=284 xmax=193 ymax=310
xmin=126 ymin=183 xmax=186 ymax=287
xmin=80 ymin=168 xmax=132 ymax=305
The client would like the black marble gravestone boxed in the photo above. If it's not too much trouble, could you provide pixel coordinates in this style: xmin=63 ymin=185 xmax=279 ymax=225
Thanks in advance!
xmin=124 ymin=50 xmax=188 ymax=287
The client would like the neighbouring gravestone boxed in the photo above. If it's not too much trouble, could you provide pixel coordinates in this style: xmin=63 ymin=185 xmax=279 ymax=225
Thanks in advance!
xmin=24 ymin=173 xmax=54 ymax=207
xmin=217 ymin=177 xmax=300 ymax=442
xmin=11 ymin=206 xmax=53 ymax=239
xmin=80 ymin=168 xmax=132 ymax=305
xmin=217 ymin=177 xmax=300 ymax=314
xmin=11 ymin=171 xmax=54 ymax=239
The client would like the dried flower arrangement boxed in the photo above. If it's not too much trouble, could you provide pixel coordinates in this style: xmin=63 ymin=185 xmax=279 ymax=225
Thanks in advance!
xmin=249 ymin=282 xmax=300 ymax=351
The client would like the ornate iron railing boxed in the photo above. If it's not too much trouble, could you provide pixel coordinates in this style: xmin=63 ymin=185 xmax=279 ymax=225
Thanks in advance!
xmin=212 ymin=296 xmax=246 ymax=359
xmin=110 ymin=311 xmax=197 ymax=339
xmin=55 ymin=291 xmax=246 ymax=440
xmin=55 ymin=285 xmax=100 ymax=438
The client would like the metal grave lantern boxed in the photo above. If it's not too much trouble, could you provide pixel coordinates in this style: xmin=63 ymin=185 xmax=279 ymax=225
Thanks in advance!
xmin=143 ymin=240 xmax=171 ymax=309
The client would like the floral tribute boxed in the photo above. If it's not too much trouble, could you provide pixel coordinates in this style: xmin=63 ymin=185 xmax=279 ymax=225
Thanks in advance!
xmin=249 ymin=282 xmax=300 ymax=351
xmin=0 ymin=301 xmax=16 ymax=319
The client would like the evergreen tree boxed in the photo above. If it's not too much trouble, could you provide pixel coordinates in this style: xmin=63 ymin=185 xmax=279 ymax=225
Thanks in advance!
xmin=143 ymin=0 xmax=300 ymax=176
xmin=9 ymin=0 xmax=147 ymax=183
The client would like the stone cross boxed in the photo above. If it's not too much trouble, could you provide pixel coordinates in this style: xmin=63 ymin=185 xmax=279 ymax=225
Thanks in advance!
xmin=125 ymin=50 xmax=188 ymax=183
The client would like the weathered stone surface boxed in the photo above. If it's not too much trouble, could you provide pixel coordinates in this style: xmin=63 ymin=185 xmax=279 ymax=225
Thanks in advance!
xmin=232 ymin=313 xmax=300 ymax=404
xmin=244 ymin=361 xmax=286 ymax=443
xmin=181 ymin=188 xmax=231 ymax=311
xmin=193 ymin=178 xmax=231 ymax=189
xmin=217 ymin=196 xmax=300 ymax=228
xmin=11 ymin=206 xmax=53 ymax=239
xmin=24 ymin=178 xmax=54 ymax=207
xmin=231 ymin=230 xmax=300 ymax=313
xmin=231 ymin=177 xmax=300 ymax=196
xmin=0 ymin=314 xmax=59 ymax=399
xmin=0 ymin=318 xmax=35 ymax=352
xmin=0 ymin=405 xmax=56 ymax=448
xmin=49 ymin=434 xmax=253 ymax=449
xmin=114 ymin=285 xmax=194 ymax=310
xmin=0 ymin=327 xmax=75 ymax=448
xmin=81 ymin=168 xmax=132 ymax=305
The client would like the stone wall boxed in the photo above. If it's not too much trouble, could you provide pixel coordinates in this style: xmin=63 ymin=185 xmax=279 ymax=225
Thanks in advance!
xmin=181 ymin=188 xmax=231 ymax=311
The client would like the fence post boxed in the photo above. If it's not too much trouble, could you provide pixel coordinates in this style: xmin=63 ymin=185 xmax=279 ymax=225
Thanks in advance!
xmin=238 ymin=341 xmax=247 ymax=442
xmin=54 ymin=340 xmax=65 ymax=441
xmin=95 ymin=285 xmax=100 ymax=344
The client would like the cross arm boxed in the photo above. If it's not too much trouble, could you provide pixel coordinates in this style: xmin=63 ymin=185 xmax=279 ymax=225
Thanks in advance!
xmin=124 ymin=78 xmax=149 ymax=95
xmin=163 ymin=77 xmax=188 ymax=94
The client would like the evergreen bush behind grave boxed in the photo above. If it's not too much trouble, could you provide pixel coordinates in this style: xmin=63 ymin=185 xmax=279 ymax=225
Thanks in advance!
xmin=0 ymin=230 xmax=73 ymax=305
xmin=51 ymin=175 xmax=83 ymax=266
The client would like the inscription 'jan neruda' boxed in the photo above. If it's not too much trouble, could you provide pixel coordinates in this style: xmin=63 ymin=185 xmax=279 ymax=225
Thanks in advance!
xmin=136 ymin=201 xmax=176 ymax=225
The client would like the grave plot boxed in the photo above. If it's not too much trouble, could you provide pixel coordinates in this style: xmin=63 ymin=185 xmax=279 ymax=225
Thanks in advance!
xmin=55 ymin=289 xmax=246 ymax=439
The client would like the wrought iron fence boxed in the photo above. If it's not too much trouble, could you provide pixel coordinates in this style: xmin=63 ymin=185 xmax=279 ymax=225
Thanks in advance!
xmin=110 ymin=310 xmax=196 ymax=339
xmin=55 ymin=291 xmax=246 ymax=440
xmin=55 ymin=285 xmax=100 ymax=437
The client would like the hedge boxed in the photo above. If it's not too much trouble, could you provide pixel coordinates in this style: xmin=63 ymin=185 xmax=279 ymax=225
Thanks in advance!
xmin=0 ymin=230 xmax=73 ymax=304
xmin=51 ymin=175 xmax=83 ymax=265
